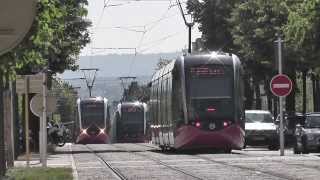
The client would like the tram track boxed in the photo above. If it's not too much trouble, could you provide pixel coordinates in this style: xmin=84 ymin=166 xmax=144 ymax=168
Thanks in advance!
xmin=85 ymin=145 xmax=128 ymax=180
xmin=111 ymin=144 xmax=205 ymax=180
xmin=232 ymin=149 xmax=320 ymax=172
xmin=194 ymin=154 xmax=292 ymax=180
xmin=132 ymin=144 xmax=293 ymax=180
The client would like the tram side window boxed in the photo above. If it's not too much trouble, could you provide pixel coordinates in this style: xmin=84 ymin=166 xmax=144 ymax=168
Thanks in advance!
xmin=165 ymin=77 xmax=169 ymax=127
xmin=156 ymin=80 xmax=160 ymax=127
xmin=162 ymin=77 xmax=167 ymax=128
xmin=151 ymin=85 xmax=156 ymax=126
xmin=160 ymin=76 xmax=165 ymax=128
xmin=166 ymin=77 xmax=171 ymax=127
xmin=172 ymin=71 xmax=183 ymax=127
xmin=168 ymin=76 xmax=172 ymax=127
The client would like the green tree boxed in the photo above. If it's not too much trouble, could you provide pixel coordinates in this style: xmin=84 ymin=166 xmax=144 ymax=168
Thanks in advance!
xmin=187 ymin=0 xmax=238 ymax=52
xmin=156 ymin=58 xmax=172 ymax=70
xmin=122 ymin=81 xmax=150 ymax=103
xmin=229 ymin=0 xmax=291 ymax=109
xmin=284 ymin=0 xmax=320 ymax=112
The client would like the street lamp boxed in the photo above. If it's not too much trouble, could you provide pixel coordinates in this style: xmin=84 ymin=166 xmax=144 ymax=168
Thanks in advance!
xmin=176 ymin=0 xmax=194 ymax=54
xmin=186 ymin=14 xmax=194 ymax=54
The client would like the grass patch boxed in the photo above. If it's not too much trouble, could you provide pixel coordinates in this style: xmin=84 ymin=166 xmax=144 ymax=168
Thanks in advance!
xmin=5 ymin=167 xmax=73 ymax=180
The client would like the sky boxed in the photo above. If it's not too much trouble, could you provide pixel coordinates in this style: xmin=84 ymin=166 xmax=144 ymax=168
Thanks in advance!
xmin=81 ymin=0 xmax=202 ymax=56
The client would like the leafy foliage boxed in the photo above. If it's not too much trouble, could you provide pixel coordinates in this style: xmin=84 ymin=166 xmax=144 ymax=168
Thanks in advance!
xmin=122 ymin=81 xmax=150 ymax=102
xmin=284 ymin=0 xmax=320 ymax=68
xmin=156 ymin=58 xmax=172 ymax=70
xmin=50 ymin=79 xmax=78 ymax=124
xmin=187 ymin=0 xmax=238 ymax=52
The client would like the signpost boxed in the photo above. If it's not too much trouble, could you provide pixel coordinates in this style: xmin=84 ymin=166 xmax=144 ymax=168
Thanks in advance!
xmin=271 ymin=35 xmax=293 ymax=156
xmin=270 ymin=74 xmax=293 ymax=97
xmin=30 ymin=93 xmax=56 ymax=166
xmin=16 ymin=74 xmax=43 ymax=94
xmin=15 ymin=74 xmax=51 ymax=167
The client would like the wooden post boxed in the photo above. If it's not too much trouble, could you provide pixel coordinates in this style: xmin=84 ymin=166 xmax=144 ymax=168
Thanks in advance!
xmin=4 ymin=90 xmax=14 ymax=167
xmin=24 ymin=77 xmax=30 ymax=166
xmin=0 ymin=73 xmax=6 ymax=177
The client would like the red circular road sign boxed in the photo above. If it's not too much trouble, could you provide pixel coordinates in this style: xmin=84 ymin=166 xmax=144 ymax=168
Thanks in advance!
xmin=270 ymin=74 xmax=293 ymax=97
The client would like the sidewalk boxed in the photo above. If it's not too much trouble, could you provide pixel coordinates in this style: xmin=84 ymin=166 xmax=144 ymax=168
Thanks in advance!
xmin=13 ymin=143 xmax=78 ymax=179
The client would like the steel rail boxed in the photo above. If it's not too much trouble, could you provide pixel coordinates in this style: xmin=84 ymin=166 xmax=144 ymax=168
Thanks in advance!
xmin=133 ymin=143 xmax=292 ymax=180
xmin=85 ymin=145 xmax=128 ymax=180
xmin=112 ymin=144 xmax=204 ymax=180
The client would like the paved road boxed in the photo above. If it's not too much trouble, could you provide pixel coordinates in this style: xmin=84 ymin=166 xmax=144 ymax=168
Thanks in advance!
xmin=68 ymin=143 xmax=320 ymax=180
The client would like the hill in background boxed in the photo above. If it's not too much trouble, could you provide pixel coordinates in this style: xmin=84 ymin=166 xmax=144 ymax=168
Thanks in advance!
xmin=61 ymin=52 xmax=180 ymax=102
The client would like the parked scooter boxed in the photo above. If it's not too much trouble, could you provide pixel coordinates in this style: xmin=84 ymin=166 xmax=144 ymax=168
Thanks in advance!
xmin=47 ymin=121 xmax=69 ymax=147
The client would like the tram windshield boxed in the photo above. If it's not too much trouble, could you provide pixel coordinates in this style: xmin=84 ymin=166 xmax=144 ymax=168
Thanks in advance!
xmin=187 ymin=65 xmax=233 ymax=98
xmin=120 ymin=107 xmax=144 ymax=134
xmin=186 ymin=65 xmax=234 ymax=120
xmin=81 ymin=102 xmax=105 ymax=128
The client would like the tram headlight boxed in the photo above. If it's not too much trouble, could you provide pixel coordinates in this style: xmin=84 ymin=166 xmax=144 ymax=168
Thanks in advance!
xmin=99 ymin=128 xmax=105 ymax=134
xmin=81 ymin=128 xmax=87 ymax=135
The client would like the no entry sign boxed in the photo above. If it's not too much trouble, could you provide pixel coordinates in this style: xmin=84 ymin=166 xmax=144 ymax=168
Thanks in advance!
xmin=270 ymin=74 xmax=293 ymax=97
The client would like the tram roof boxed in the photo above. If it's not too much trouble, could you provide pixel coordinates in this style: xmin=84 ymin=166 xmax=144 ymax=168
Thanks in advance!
xmin=183 ymin=52 xmax=235 ymax=66
xmin=151 ymin=51 xmax=237 ymax=82
xmin=78 ymin=96 xmax=107 ymax=103
xmin=119 ymin=101 xmax=144 ymax=107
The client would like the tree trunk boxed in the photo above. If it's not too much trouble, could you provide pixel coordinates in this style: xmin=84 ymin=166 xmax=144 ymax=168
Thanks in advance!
xmin=273 ymin=98 xmax=278 ymax=119
xmin=265 ymin=76 xmax=273 ymax=112
xmin=285 ymin=71 xmax=296 ymax=112
xmin=311 ymin=74 xmax=318 ymax=112
xmin=302 ymin=70 xmax=307 ymax=115
xmin=254 ymin=77 xmax=261 ymax=109
xmin=316 ymin=79 xmax=320 ymax=112
xmin=244 ymin=76 xmax=254 ymax=109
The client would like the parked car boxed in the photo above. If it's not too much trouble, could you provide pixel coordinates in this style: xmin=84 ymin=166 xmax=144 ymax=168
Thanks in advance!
xmin=293 ymin=112 xmax=320 ymax=154
xmin=276 ymin=112 xmax=304 ymax=146
xmin=245 ymin=110 xmax=279 ymax=150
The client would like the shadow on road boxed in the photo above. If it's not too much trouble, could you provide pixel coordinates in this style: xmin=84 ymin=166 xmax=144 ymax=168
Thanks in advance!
xmin=148 ymin=148 xmax=244 ymax=155
xmin=54 ymin=149 xmax=146 ymax=155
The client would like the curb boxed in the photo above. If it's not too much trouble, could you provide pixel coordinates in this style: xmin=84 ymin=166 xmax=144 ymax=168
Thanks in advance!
xmin=68 ymin=144 xmax=78 ymax=180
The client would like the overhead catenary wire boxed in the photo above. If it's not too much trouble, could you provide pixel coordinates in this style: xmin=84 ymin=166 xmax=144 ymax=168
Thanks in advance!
xmin=127 ymin=0 xmax=176 ymax=76
xmin=139 ymin=31 xmax=184 ymax=53
xmin=84 ymin=0 xmax=190 ymax=78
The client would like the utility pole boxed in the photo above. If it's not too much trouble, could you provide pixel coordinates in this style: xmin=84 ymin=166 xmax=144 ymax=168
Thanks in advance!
xmin=276 ymin=34 xmax=285 ymax=156
xmin=80 ymin=68 xmax=99 ymax=97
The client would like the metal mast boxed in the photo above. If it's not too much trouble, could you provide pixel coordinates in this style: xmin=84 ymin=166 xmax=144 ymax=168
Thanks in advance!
xmin=80 ymin=68 xmax=99 ymax=97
